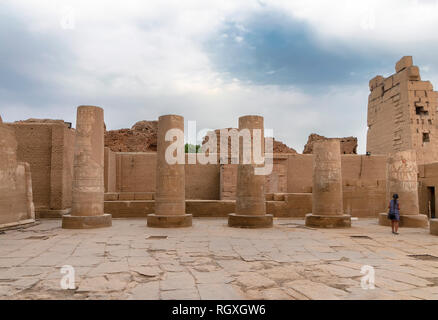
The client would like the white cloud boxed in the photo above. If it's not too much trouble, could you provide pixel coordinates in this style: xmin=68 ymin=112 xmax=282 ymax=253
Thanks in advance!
xmin=1 ymin=0 xmax=437 ymax=154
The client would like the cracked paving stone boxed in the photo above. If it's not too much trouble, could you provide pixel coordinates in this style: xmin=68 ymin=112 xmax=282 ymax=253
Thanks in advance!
xmin=160 ymin=288 xmax=200 ymax=300
xmin=197 ymin=283 xmax=245 ymax=300
xmin=234 ymin=272 xmax=277 ymax=290
xmin=1 ymin=218 xmax=438 ymax=299
xmin=127 ymin=281 xmax=160 ymax=300
xmin=284 ymin=280 xmax=348 ymax=300
xmin=160 ymin=272 xmax=195 ymax=291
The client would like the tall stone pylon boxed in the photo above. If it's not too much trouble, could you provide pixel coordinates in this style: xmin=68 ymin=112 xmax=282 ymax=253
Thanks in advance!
xmin=228 ymin=115 xmax=273 ymax=228
xmin=305 ymin=140 xmax=351 ymax=228
xmin=378 ymin=150 xmax=428 ymax=227
xmin=62 ymin=106 xmax=112 ymax=229
xmin=147 ymin=115 xmax=192 ymax=227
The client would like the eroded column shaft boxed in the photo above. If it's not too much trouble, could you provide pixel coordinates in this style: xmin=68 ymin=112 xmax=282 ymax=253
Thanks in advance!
xmin=312 ymin=140 xmax=343 ymax=216
xmin=228 ymin=115 xmax=272 ymax=228
xmin=62 ymin=105 xmax=111 ymax=229
xmin=305 ymin=139 xmax=350 ymax=228
xmin=155 ymin=115 xmax=185 ymax=216
xmin=235 ymin=116 xmax=266 ymax=216
xmin=378 ymin=149 xmax=428 ymax=228
xmin=71 ymin=106 xmax=105 ymax=216
xmin=147 ymin=114 xmax=191 ymax=227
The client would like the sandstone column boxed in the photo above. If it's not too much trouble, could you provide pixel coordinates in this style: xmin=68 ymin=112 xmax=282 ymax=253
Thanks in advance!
xmin=228 ymin=115 xmax=273 ymax=228
xmin=62 ymin=106 xmax=112 ymax=229
xmin=305 ymin=140 xmax=351 ymax=228
xmin=378 ymin=150 xmax=428 ymax=227
xmin=147 ymin=115 xmax=192 ymax=227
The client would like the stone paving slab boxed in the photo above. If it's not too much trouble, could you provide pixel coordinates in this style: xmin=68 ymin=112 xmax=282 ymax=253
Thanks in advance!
xmin=0 ymin=218 xmax=438 ymax=300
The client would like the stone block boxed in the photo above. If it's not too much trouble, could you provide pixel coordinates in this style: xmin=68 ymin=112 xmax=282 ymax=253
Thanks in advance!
xmin=118 ymin=192 xmax=135 ymax=200
xmin=305 ymin=214 xmax=351 ymax=228
xmin=378 ymin=212 xmax=429 ymax=228
xmin=409 ymin=81 xmax=433 ymax=91
xmin=273 ymin=193 xmax=285 ymax=201
xmin=146 ymin=214 xmax=192 ymax=228
xmin=407 ymin=66 xmax=421 ymax=81
xmin=62 ymin=214 xmax=112 ymax=229
xmin=396 ymin=56 xmax=413 ymax=73
xmin=384 ymin=77 xmax=393 ymax=91
xmin=134 ymin=192 xmax=154 ymax=200
xmin=370 ymin=85 xmax=384 ymax=101
xmin=369 ymin=75 xmax=384 ymax=91
xmin=104 ymin=193 xmax=118 ymax=201
xmin=431 ymin=219 xmax=438 ymax=235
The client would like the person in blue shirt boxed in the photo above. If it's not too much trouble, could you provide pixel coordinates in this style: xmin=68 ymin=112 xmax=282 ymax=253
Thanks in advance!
xmin=388 ymin=193 xmax=400 ymax=235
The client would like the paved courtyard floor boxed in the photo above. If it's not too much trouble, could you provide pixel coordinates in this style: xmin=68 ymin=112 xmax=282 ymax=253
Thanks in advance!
xmin=1 ymin=218 xmax=438 ymax=300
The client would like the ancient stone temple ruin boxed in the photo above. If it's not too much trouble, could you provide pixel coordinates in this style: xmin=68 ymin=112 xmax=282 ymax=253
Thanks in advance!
xmin=367 ymin=56 xmax=438 ymax=165
xmin=3 ymin=56 xmax=438 ymax=301
xmin=1 ymin=57 xmax=438 ymax=234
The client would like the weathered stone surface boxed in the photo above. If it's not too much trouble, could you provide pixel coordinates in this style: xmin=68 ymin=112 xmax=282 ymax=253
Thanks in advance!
xmin=147 ymin=114 xmax=192 ymax=228
xmin=2 ymin=218 xmax=438 ymax=300
xmin=0 ymin=116 xmax=35 ymax=229
xmin=303 ymin=133 xmax=357 ymax=154
xmin=127 ymin=281 xmax=160 ymax=300
xmin=147 ymin=214 xmax=192 ymax=228
xmin=229 ymin=115 xmax=273 ymax=228
xmin=201 ymin=128 xmax=297 ymax=158
xmin=367 ymin=56 xmax=438 ymax=165
xmin=62 ymin=106 xmax=111 ymax=229
xmin=305 ymin=214 xmax=351 ymax=228
xmin=306 ymin=140 xmax=351 ymax=228
xmin=228 ymin=213 xmax=273 ymax=228
xmin=395 ymin=56 xmax=413 ymax=73
xmin=378 ymin=150 xmax=428 ymax=227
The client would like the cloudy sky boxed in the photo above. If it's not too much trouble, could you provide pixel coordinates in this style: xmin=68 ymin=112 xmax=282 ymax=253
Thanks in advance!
xmin=1 ymin=0 xmax=438 ymax=153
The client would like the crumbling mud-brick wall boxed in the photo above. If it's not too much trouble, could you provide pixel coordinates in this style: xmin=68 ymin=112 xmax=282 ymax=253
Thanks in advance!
xmin=7 ymin=120 xmax=75 ymax=213
xmin=201 ymin=128 xmax=297 ymax=158
xmin=367 ymin=56 xmax=438 ymax=165
xmin=105 ymin=120 xmax=158 ymax=152
xmin=0 ymin=117 xmax=35 ymax=228
xmin=303 ymin=134 xmax=357 ymax=154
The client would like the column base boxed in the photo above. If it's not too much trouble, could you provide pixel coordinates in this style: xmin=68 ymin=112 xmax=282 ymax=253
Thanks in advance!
xmin=147 ymin=214 xmax=192 ymax=228
xmin=228 ymin=213 xmax=273 ymax=228
xmin=431 ymin=219 xmax=438 ymax=235
xmin=36 ymin=208 xmax=71 ymax=219
xmin=305 ymin=213 xmax=351 ymax=228
xmin=62 ymin=214 xmax=112 ymax=229
xmin=377 ymin=212 xmax=429 ymax=228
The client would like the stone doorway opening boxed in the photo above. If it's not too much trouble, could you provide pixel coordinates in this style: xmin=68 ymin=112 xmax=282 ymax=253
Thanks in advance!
xmin=427 ymin=186 xmax=435 ymax=219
